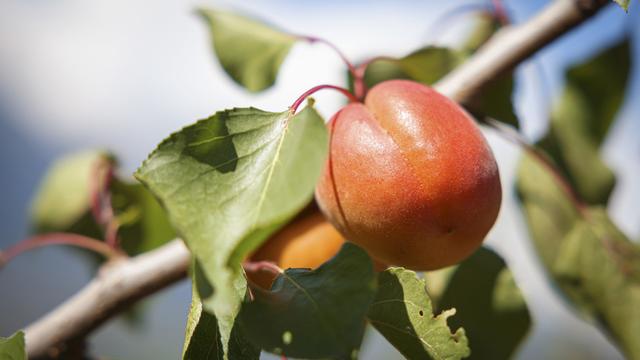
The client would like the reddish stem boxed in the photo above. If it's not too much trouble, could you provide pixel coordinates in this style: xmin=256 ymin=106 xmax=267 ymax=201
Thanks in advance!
xmin=0 ymin=233 xmax=122 ymax=267
xmin=483 ymin=117 xmax=588 ymax=216
xmin=89 ymin=158 xmax=121 ymax=249
xmin=299 ymin=35 xmax=357 ymax=77
xmin=491 ymin=0 xmax=511 ymax=25
xmin=290 ymin=84 xmax=358 ymax=114
xmin=90 ymin=158 xmax=114 ymax=224
xmin=105 ymin=221 xmax=120 ymax=249
xmin=243 ymin=260 xmax=283 ymax=276
xmin=298 ymin=35 xmax=367 ymax=100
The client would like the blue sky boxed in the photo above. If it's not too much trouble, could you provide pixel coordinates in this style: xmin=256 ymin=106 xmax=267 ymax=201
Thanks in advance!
xmin=0 ymin=1 xmax=638 ymax=359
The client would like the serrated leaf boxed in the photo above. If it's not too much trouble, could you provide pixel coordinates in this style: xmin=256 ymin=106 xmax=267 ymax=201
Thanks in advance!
xmin=426 ymin=247 xmax=531 ymax=360
xmin=110 ymin=180 xmax=176 ymax=255
xmin=0 ymin=331 xmax=26 ymax=360
xmin=136 ymin=103 xmax=328 ymax=357
xmin=612 ymin=0 xmax=630 ymax=11
xmin=29 ymin=150 xmax=109 ymax=234
xmin=183 ymin=269 xmax=260 ymax=360
xmin=517 ymin=152 xmax=640 ymax=359
xmin=367 ymin=268 xmax=470 ymax=360
xmin=239 ymin=242 xmax=376 ymax=359
xmin=199 ymin=9 xmax=297 ymax=92
xmin=537 ymin=38 xmax=630 ymax=205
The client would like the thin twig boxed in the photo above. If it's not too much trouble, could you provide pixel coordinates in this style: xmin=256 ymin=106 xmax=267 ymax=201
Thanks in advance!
xmin=0 ymin=233 xmax=122 ymax=268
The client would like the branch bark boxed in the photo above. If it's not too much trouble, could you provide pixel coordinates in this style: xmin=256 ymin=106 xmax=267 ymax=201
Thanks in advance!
xmin=25 ymin=240 xmax=190 ymax=359
xmin=435 ymin=0 xmax=608 ymax=101
xmin=22 ymin=0 xmax=610 ymax=357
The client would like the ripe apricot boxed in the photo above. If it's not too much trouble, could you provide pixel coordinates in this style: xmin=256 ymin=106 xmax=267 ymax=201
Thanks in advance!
xmin=315 ymin=80 xmax=501 ymax=271
xmin=247 ymin=212 xmax=345 ymax=289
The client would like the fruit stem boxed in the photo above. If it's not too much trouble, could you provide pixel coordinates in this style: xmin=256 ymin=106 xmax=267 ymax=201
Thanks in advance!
xmin=299 ymin=35 xmax=357 ymax=77
xmin=298 ymin=35 xmax=367 ymax=100
xmin=90 ymin=158 xmax=121 ymax=249
xmin=483 ymin=117 xmax=589 ymax=216
xmin=290 ymin=84 xmax=358 ymax=114
xmin=243 ymin=261 xmax=284 ymax=276
xmin=491 ymin=0 xmax=511 ymax=25
xmin=0 ymin=233 xmax=123 ymax=268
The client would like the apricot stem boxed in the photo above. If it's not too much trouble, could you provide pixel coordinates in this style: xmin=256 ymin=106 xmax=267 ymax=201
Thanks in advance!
xmin=243 ymin=260 xmax=283 ymax=275
xmin=491 ymin=0 xmax=511 ymax=25
xmin=89 ymin=158 xmax=121 ymax=249
xmin=0 ymin=233 xmax=123 ymax=268
xmin=483 ymin=117 xmax=588 ymax=216
xmin=298 ymin=35 xmax=366 ymax=100
xmin=290 ymin=84 xmax=358 ymax=114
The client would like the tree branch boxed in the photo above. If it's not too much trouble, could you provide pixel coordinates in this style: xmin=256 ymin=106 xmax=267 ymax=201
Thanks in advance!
xmin=22 ymin=0 xmax=610 ymax=357
xmin=25 ymin=239 xmax=190 ymax=359
xmin=435 ymin=0 xmax=607 ymax=102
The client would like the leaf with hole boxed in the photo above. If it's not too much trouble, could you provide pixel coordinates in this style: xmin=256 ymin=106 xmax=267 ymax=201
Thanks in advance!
xmin=367 ymin=267 xmax=470 ymax=360
xmin=425 ymin=247 xmax=531 ymax=360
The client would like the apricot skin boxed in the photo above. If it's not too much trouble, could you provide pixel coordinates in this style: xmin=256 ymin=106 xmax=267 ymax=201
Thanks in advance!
xmin=248 ymin=212 xmax=345 ymax=289
xmin=315 ymin=80 xmax=501 ymax=271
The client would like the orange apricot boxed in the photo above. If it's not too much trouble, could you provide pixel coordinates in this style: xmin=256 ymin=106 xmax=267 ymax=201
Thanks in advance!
xmin=247 ymin=212 xmax=345 ymax=289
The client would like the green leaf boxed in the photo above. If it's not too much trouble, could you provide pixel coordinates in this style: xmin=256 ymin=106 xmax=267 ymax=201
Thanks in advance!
xmin=110 ymin=180 xmax=176 ymax=255
xmin=0 ymin=331 xmax=26 ymax=360
xmin=466 ymin=74 xmax=518 ymax=128
xmin=537 ymin=38 xmax=630 ymax=205
xmin=28 ymin=150 xmax=176 ymax=257
xmin=183 ymin=271 xmax=260 ymax=360
xmin=363 ymin=47 xmax=464 ymax=89
xmin=367 ymin=268 xmax=470 ymax=360
xmin=426 ymin=247 xmax=531 ymax=360
xmin=29 ymin=150 xmax=110 ymax=234
xmin=517 ymin=153 xmax=640 ymax=359
xmin=136 ymin=103 xmax=328 ymax=356
xmin=239 ymin=243 xmax=377 ymax=359
xmin=612 ymin=0 xmax=631 ymax=11
xmin=199 ymin=9 xmax=297 ymax=92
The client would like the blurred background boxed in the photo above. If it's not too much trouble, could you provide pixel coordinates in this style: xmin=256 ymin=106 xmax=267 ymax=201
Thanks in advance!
xmin=0 ymin=0 xmax=638 ymax=359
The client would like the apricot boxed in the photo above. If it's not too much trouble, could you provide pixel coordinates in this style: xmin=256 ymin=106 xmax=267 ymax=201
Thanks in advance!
xmin=247 ymin=212 xmax=345 ymax=289
xmin=315 ymin=80 xmax=501 ymax=271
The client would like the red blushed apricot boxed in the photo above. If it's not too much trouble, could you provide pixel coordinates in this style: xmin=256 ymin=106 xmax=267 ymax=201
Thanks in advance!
xmin=315 ymin=80 xmax=501 ymax=271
